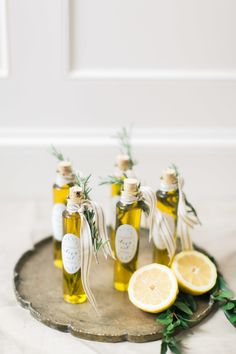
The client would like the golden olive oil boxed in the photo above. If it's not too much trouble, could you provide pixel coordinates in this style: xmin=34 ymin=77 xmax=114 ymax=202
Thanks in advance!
xmin=62 ymin=210 xmax=86 ymax=304
xmin=110 ymin=154 xmax=133 ymax=251
xmin=114 ymin=179 xmax=142 ymax=291
xmin=52 ymin=161 xmax=75 ymax=269
xmin=52 ymin=183 xmax=73 ymax=268
xmin=110 ymin=181 xmax=123 ymax=252
xmin=153 ymin=169 xmax=179 ymax=266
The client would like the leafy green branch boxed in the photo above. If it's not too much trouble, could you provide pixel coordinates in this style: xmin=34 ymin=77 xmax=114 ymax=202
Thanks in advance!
xmin=113 ymin=126 xmax=137 ymax=169
xmin=169 ymin=163 xmax=201 ymax=224
xmin=157 ymin=263 xmax=236 ymax=354
xmin=157 ymin=293 xmax=197 ymax=354
xmin=184 ymin=195 xmax=201 ymax=225
xmin=99 ymin=175 xmax=126 ymax=186
xmin=138 ymin=199 xmax=150 ymax=215
xmin=210 ymin=275 xmax=236 ymax=327
xmin=75 ymin=173 xmax=107 ymax=255
xmin=75 ymin=173 xmax=92 ymax=200
xmin=49 ymin=145 xmax=65 ymax=161
xmin=84 ymin=207 xmax=102 ymax=255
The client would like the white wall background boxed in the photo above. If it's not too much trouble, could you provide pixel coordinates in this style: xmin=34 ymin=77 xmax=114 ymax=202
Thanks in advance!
xmin=0 ymin=0 xmax=236 ymax=212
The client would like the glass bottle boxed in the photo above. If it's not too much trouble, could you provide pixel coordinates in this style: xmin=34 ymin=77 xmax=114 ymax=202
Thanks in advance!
xmin=110 ymin=154 xmax=135 ymax=251
xmin=153 ymin=168 xmax=179 ymax=266
xmin=114 ymin=178 xmax=142 ymax=291
xmin=52 ymin=161 xmax=75 ymax=268
xmin=62 ymin=186 xmax=86 ymax=304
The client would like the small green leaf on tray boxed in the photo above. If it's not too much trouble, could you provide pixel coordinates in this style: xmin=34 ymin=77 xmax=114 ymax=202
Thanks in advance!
xmin=174 ymin=301 xmax=193 ymax=316
xmin=222 ymin=302 xmax=235 ymax=311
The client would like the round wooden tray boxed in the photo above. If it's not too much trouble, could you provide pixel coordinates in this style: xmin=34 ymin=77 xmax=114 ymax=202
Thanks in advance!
xmin=13 ymin=230 xmax=215 ymax=343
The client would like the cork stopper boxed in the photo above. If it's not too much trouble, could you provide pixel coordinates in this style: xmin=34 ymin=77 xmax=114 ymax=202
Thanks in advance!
xmin=162 ymin=168 xmax=177 ymax=185
xmin=116 ymin=154 xmax=130 ymax=171
xmin=123 ymin=178 xmax=138 ymax=194
xmin=68 ymin=185 xmax=83 ymax=203
xmin=57 ymin=161 xmax=73 ymax=176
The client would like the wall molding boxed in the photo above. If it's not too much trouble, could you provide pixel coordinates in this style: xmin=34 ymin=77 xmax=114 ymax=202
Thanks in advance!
xmin=1 ymin=126 xmax=236 ymax=147
xmin=67 ymin=70 xmax=236 ymax=81
xmin=63 ymin=0 xmax=236 ymax=81
xmin=0 ymin=0 xmax=9 ymax=78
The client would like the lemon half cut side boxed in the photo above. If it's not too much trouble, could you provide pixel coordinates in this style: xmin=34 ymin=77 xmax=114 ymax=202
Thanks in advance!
xmin=171 ymin=250 xmax=217 ymax=295
xmin=128 ymin=263 xmax=179 ymax=313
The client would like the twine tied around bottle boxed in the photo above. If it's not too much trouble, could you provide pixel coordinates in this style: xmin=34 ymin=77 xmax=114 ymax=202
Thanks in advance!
xmin=66 ymin=198 xmax=114 ymax=315
xmin=177 ymin=175 xmax=201 ymax=251
xmin=55 ymin=161 xmax=76 ymax=187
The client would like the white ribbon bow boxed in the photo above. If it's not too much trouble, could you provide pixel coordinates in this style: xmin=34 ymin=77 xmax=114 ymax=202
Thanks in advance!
xmin=67 ymin=200 xmax=113 ymax=314
xmin=140 ymin=187 xmax=176 ymax=262
xmin=177 ymin=176 xmax=201 ymax=250
xmin=139 ymin=186 xmax=157 ymax=241
xmin=154 ymin=209 xmax=177 ymax=263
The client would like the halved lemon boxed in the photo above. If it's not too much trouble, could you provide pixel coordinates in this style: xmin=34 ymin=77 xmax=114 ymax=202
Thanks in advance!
xmin=128 ymin=263 xmax=178 ymax=313
xmin=171 ymin=250 xmax=217 ymax=295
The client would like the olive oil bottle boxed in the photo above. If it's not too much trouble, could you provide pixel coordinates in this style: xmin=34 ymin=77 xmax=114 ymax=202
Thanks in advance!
xmin=114 ymin=178 xmax=142 ymax=291
xmin=153 ymin=168 xmax=179 ymax=266
xmin=62 ymin=186 xmax=86 ymax=304
xmin=52 ymin=161 xmax=75 ymax=269
xmin=110 ymin=154 xmax=135 ymax=251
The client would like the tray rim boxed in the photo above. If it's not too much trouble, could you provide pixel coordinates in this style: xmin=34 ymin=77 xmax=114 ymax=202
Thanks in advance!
xmin=13 ymin=235 xmax=217 ymax=343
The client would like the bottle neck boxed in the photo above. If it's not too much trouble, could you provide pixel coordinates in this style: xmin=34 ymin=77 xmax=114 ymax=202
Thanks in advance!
xmin=55 ymin=172 xmax=75 ymax=187
xmin=66 ymin=198 xmax=85 ymax=214
xmin=159 ymin=180 xmax=178 ymax=193
xmin=120 ymin=190 xmax=138 ymax=205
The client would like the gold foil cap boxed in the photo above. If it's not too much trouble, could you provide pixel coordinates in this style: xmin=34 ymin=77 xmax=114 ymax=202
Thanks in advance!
xmin=68 ymin=185 xmax=83 ymax=203
xmin=57 ymin=161 xmax=73 ymax=176
xmin=116 ymin=154 xmax=130 ymax=171
xmin=162 ymin=168 xmax=177 ymax=185
xmin=123 ymin=178 xmax=138 ymax=194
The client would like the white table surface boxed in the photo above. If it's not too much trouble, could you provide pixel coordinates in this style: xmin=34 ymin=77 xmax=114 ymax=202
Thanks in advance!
xmin=1 ymin=200 xmax=235 ymax=354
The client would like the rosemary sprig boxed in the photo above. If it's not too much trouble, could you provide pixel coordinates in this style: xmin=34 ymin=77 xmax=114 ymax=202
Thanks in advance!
xmin=75 ymin=173 xmax=105 ymax=255
xmin=84 ymin=208 xmax=103 ymax=253
xmin=138 ymin=199 xmax=150 ymax=215
xmin=50 ymin=145 xmax=65 ymax=161
xmin=113 ymin=126 xmax=137 ymax=169
xmin=99 ymin=175 xmax=126 ymax=186
xmin=75 ymin=173 xmax=92 ymax=200
xmin=183 ymin=195 xmax=201 ymax=225
xmin=169 ymin=163 xmax=201 ymax=224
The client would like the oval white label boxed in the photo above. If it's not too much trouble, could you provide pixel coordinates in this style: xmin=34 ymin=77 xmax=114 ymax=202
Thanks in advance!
xmin=52 ymin=203 xmax=66 ymax=241
xmin=115 ymin=224 xmax=138 ymax=263
xmin=62 ymin=233 xmax=81 ymax=274
xmin=153 ymin=212 xmax=175 ymax=250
